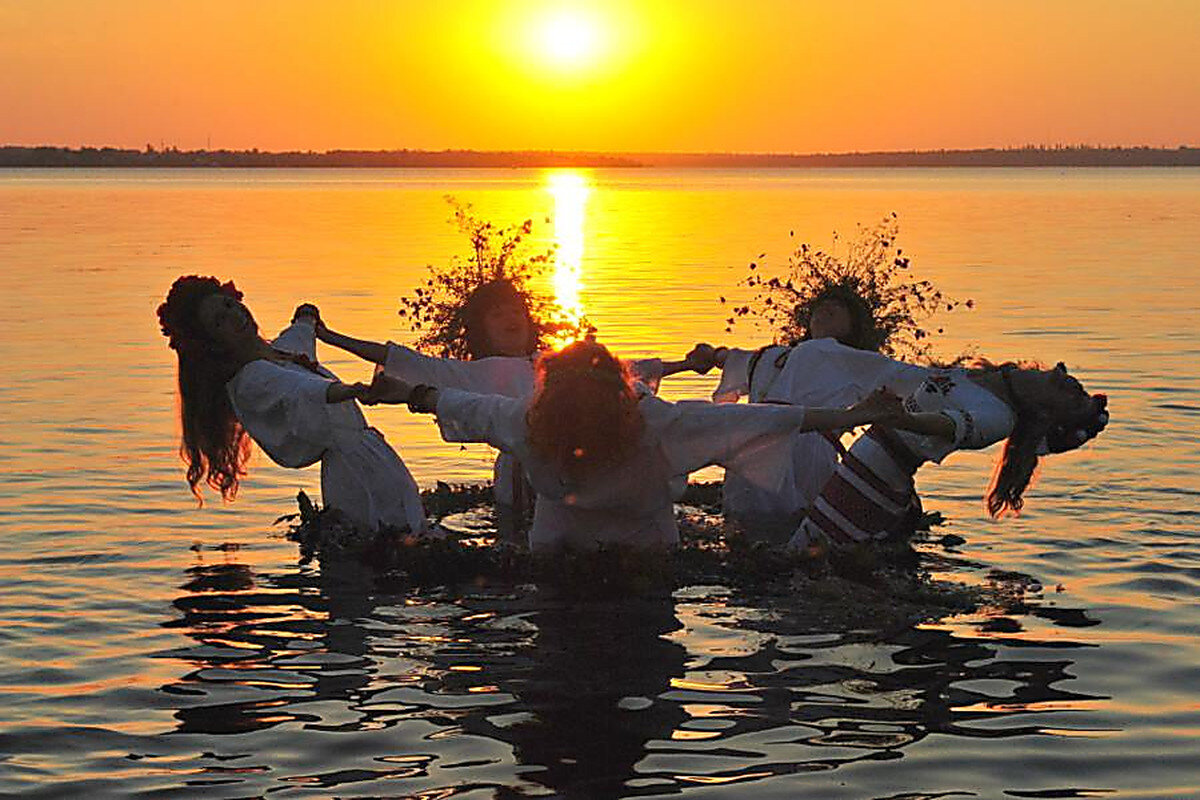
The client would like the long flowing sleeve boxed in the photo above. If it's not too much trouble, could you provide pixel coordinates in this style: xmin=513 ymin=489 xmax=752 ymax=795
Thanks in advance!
xmin=896 ymin=372 xmax=1016 ymax=464
xmin=641 ymin=396 xmax=809 ymax=476
xmin=384 ymin=344 xmax=533 ymax=397
xmin=271 ymin=319 xmax=319 ymax=361
xmin=775 ymin=339 xmax=929 ymax=406
xmin=433 ymin=388 xmax=529 ymax=455
xmin=626 ymin=358 xmax=664 ymax=395
xmin=227 ymin=361 xmax=334 ymax=468
xmin=712 ymin=348 xmax=756 ymax=403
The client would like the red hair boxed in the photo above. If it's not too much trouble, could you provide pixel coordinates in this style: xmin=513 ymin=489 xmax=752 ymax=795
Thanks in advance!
xmin=525 ymin=341 xmax=644 ymax=481
xmin=157 ymin=275 xmax=252 ymax=502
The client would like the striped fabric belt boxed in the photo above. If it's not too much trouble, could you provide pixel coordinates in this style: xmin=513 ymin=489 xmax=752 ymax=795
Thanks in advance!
xmin=864 ymin=424 xmax=923 ymax=475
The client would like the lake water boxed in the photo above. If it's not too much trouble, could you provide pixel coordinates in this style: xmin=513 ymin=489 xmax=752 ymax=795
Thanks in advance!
xmin=1 ymin=167 xmax=1198 ymax=798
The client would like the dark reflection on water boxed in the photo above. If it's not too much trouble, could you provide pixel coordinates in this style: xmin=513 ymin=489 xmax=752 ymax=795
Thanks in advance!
xmin=156 ymin=557 xmax=1111 ymax=798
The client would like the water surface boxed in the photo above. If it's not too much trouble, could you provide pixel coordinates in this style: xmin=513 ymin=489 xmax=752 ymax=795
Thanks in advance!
xmin=1 ymin=167 xmax=1198 ymax=798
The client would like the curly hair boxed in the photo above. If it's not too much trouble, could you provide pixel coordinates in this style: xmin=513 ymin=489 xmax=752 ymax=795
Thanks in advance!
xmin=157 ymin=275 xmax=252 ymax=502
xmin=525 ymin=341 xmax=645 ymax=482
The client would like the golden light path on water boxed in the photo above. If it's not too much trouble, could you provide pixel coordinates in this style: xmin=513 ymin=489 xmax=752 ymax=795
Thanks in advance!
xmin=544 ymin=170 xmax=589 ymax=346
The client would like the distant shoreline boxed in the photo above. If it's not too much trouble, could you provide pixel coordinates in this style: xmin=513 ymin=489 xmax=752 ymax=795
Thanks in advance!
xmin=3 ymin=145 xmax=1199 ymax=169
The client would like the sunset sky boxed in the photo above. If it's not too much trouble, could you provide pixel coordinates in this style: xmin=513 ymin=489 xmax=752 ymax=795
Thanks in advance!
xmin=2 ymin=0 xmax=1198 ymax=153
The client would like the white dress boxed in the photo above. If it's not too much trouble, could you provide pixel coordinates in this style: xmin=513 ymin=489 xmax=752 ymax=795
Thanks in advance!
xmin=226 ymin=320 xmax=426 ymax=532
xmin=713 ymin=338 xmax=929 ymax=527
xmin=789 ymin=369 xmax=1015 ymax=550
xmin=383 ymin=343 xmax=664 ymax=508
xmin=431 ymin=387 xmax=811 ymax=551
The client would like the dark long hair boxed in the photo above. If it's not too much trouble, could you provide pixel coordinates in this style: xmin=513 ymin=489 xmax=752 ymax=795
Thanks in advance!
xmin=526 ymin=341 xmax=644 ymax=481
xmin=987 ymin=413 xmax=1051 ymax=518
xmin=460 ymin=278 xmax=540 ymax=358
xmin=157 ymin=275 xmax=252 ymax=502
xmin=981 ymin=362 xmax=1106 ymax=518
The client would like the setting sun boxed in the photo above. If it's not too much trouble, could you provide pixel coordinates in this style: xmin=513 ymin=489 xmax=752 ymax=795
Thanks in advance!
xmin=535 ymin=9 xmax=605 ymax=70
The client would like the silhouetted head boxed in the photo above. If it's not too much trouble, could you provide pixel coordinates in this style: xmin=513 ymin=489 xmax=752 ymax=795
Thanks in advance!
xmin=526 ymin=340 xmax=644 ymax=480
xmin=461 ymin=279 xmax=537 ymax=358
xmin=986 ymin=361 xmax=1109 ymax=517
xmin=157 ymin=275 xmax=254 ymax=501
xmin=797 ymin=284 xmax=880 ymax=351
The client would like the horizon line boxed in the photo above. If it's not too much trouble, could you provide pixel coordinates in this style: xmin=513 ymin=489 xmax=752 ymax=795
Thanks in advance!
xmin=3 ymin=143 xmax=1199 ymax=158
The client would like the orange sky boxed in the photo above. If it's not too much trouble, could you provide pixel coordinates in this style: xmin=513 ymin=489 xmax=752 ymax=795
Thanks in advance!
xmin=2 ymin=0 xmax=1198 ymax=153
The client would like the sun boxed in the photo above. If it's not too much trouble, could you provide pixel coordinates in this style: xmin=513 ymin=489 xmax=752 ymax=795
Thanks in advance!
xmin=536 ymin=9 xmax=604 ymax=70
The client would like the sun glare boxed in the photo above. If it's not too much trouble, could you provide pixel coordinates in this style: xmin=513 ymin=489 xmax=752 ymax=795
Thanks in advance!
xmin=537 ymin=9 xmax=603 ymax=69
xmin=546 ymin=170 xmax=590 ymax=347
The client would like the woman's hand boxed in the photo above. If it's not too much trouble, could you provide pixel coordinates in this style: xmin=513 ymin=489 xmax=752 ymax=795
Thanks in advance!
xmin=684 ymin=343 xmax=718 ymax=374
xmin=848 ymin=387 xmax=907 ymax=427
xmin=362 ymin=371 xmax=413 ymax=406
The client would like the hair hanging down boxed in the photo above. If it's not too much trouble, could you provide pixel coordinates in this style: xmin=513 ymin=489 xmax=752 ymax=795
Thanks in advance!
xmin=987 ymin=410 xmax=1050 ymax=518
xmin=157 ymin=275 xmax=252 ymax=502
xmin=983 ymin=362 xmax=1109 ymax=518
xmin=526 ymin=340 xmax=645 ymax=481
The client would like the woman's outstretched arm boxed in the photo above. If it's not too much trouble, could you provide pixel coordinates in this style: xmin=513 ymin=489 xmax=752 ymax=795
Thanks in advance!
xmin=295 ymin=303 xmax=389 ymax=365
xmin=651 ymin=344 xmax=724 ymax=379
xmin=319 ymin=325 xmax=389 ymax=366
xmin=325 ymin=381 xmax=370 ymax=404
xmin=800 ymin=390 xmax=956 ymax=437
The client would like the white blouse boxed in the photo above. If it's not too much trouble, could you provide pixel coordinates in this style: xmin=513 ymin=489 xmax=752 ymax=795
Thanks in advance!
xmin=431 ymin=387 xmax=810 ymax=551
xmin=383 ymin=343 xmax=664 ymax=507
xmin=226 ymin=321 xmax=426 ymax=532
xmin=788 ymin=369 xmax=1015 ymax=550
xmin=884 ymin=368 xmax=1015 ymax=481
xmin=713 ymin=338 xmax=930 ymax=525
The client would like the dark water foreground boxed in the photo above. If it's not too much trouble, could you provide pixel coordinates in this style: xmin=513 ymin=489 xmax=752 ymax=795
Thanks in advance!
xmin=1 ymin=500 xmax=1148 ymax=799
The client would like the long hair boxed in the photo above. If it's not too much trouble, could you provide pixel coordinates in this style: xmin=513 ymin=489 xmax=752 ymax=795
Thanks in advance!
xmin=157 ymin=275 xmax=252 ymax=502
xmin=460 ymin=278 xmax=539 ymax=358
xmin=979 ymin=361 xmax=1106 ymax=518
xmin=525 ymin=341 xmax=645 ymax=481
xmin=987 ymin=408 xmax=1052 ymax=518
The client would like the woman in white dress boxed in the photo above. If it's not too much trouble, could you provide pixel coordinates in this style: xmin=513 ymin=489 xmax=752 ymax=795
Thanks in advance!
xmin=156 ymin=275 xmax=426 ymax=533
xmin=361 ymin=340 xmax=916 ymax=552
xmin=306 ymin=280 xmax=698 ymax=526
xmin=682 ymin=287 xmax=931 ymax=532
xmin=790 ymin=361 xmax=1109 ymax=554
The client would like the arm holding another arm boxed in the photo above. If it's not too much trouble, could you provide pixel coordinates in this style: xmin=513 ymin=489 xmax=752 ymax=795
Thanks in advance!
xmin=319 ymin=326 xmax=389 ymax=366
xmin=654 ymin=387 xmax=935 ymax=475
xmin=361 ymin=373 xmax=525 ymax=453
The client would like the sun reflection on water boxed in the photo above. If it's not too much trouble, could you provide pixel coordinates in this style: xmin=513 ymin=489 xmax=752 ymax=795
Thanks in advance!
xmin=545 ymin=170 xmax=589 ymax=348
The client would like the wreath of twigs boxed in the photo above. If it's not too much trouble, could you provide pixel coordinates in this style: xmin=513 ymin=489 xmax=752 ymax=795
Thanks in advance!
xmin=398 ymin=199 xmax=592 ymax=359
xmin=724 ymin=213 xmax=973 ymax=360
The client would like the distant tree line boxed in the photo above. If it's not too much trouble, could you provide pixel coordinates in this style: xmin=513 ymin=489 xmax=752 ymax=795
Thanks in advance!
xmin=633 ymin=145 xmax=1200 ymax=168
xmin=1 ymin=144 xmax=1198 ymax=168
xmin=0 ymin=146 xmax=640 ymax=168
